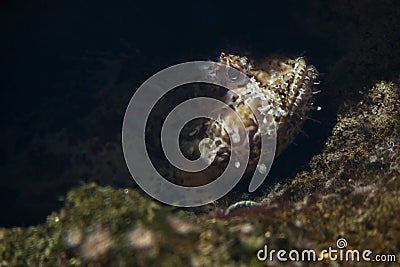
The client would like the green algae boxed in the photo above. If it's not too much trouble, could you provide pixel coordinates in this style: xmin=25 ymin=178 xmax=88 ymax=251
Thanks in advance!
xmin=1 ymin=81 xmax=400 ymax=266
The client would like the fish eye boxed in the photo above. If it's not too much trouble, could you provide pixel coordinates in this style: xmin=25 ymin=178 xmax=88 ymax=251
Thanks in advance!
xmin=227 ymin=67 xmax=240 ymax=80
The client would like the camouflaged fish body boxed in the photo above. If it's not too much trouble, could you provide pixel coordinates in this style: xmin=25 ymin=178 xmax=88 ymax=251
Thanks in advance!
xmin=167 ymin=53 xmax=319 ymax=186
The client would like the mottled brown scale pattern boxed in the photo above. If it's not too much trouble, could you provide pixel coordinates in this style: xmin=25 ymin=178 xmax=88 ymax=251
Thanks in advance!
xmin=156 ymin=53 xmax=319 ymax=187
xmin=247 ymin=56 xmax=319 ymax=155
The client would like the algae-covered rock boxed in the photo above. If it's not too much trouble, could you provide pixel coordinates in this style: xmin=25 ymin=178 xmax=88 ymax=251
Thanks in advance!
xmin=1 ymin=81 xmax=399 ymax=266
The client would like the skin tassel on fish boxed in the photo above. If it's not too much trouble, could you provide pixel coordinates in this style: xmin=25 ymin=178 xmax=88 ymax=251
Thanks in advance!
xmin=155 ymin=53 xmax=319 ymax=187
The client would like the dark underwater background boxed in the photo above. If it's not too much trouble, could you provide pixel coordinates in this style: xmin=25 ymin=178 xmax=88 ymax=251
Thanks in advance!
xmin=1 ymin=0 xmax=400 ymax=227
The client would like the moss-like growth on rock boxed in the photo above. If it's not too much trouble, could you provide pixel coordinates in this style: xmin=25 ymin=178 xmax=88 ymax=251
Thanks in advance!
xmin=1 ymin=81 xmax=399 ymax=266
